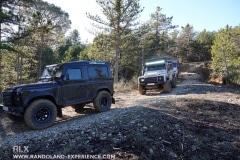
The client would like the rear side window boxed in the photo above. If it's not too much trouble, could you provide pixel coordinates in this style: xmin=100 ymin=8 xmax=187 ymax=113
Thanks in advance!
xmin=65 ymin=68 xmax=82 ymax=80
xmin=88 ymin=66 xmax=109 ymax=78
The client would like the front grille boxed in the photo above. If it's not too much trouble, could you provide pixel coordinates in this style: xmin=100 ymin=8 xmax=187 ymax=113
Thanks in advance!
xmin=145 ymin=77 xmax=158 ymax=83
xmin=2 ymin=91 xmax=13 ymax=106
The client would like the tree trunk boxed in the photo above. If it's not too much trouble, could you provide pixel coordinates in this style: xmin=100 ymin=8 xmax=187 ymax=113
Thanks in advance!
xmin=16 ymin=52 xmax=23 ymax=84
xmin=0 ymin=5 xmax=2 ymax=82
xmin=114 ymin=38 xmax=120 ymax=82
xmin=17 ymin=52 xmax=20 ymax=84
xmin=0 ymin=35 xmax=1 ymax=77
xmin=141 ymin=47 xmax=145 ymax=75
xmin=20 ymin=54 xmax=23 ymax=84
xmin=38 ymin=34 xmax=44 ymax=78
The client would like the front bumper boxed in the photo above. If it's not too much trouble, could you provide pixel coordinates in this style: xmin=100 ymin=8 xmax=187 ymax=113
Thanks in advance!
xmin=139 ymin=82 xmax=164 ymax=89
xmin=138 ymin=76 xmax=165 ymax=90
xmin=0 ymin=104 xmax=24 ymax=113
xmin=139 ymin=76 xmax=164 ymax=84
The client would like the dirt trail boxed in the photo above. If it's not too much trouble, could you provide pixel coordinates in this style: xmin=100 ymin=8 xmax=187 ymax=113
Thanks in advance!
xmin=113 ymin=63 xmax=240 ymax=107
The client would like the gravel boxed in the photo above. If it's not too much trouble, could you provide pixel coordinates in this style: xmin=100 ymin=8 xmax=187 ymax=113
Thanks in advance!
xmin=0 ymin=63 xmax=240 ymax=160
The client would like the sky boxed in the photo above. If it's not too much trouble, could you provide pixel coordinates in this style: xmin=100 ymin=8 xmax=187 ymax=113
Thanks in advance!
xmin=45 ymin=0 xmax=240 ymax=43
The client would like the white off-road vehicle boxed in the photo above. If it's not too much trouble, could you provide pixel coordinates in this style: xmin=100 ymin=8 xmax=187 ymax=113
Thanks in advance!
xmin=138 ymin=57 xmax=177 ymax=95
xmin=172 ymin=60 xmax=179 ymax=78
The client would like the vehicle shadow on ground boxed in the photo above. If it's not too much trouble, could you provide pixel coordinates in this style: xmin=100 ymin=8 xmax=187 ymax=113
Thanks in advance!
xmin=56 ymin=106 xmax=97 ymax=123
xmin=0 ymin=111 xmax=7 ymax=140
xmin=0 ymin=112 xmax=29 ymax=141
xmin=0 ymin=106 xmax=98 ymax=140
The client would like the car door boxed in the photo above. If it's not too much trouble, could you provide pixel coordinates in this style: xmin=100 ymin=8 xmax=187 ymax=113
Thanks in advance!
xmin=61 ymin=67 xmax=88 ymax=106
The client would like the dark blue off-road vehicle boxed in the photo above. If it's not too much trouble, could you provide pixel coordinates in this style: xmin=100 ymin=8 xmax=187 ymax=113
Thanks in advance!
xmin=0 ymin=60 xmax=115 ymax=129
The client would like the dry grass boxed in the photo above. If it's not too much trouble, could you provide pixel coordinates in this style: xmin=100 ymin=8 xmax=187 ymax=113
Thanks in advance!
xmin=114 ymin=78 xmax=137 ymax=92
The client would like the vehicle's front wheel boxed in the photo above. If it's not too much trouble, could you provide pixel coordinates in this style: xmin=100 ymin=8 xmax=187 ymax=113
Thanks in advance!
xmin=163 ymin=81 xmax=172 ymax=93
xmin=24 ymin=99 xmax=57 ymax=130
xmin=138 ymin=85 xmax=146 ymax=95
xmin=7 ymin=113 xmax=24 ymax=122
xmin=93 ymin=91 xmax=112 ymax=112
xmin=171 ymin=78 xmax=177 ymax=88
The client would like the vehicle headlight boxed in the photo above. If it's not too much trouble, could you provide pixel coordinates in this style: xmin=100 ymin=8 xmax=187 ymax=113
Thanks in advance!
xmin=139 ymin=78 xmax=145 ymax=82
xmin=158 ymin=76 xmax=164 ymax=81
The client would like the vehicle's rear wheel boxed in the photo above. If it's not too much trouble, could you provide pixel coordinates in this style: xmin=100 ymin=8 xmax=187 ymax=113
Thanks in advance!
xmin=163 ymin=81 xmax=172 ymax=93
xmin=93 ymin=91 xmax=112 ymax=112
xmin=24 ymin=99 xmax=57 ymax=130
xmin=7 ymin=113 xmax=24 ymax=122
xmin=138 ymin=85 xmax=146 ymax=95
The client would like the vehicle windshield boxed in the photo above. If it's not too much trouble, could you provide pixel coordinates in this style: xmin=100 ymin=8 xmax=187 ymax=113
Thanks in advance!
xmin=146 ymin=64 xmax=166 ymax=71
xmin=172 ymin=62 xmax=178 ymax=68
xmin=41 ymin=64 xmax=62 ymax=79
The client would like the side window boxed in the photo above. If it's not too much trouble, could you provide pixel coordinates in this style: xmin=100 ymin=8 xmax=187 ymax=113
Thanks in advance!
xmin=88 ymin=66 xmax=109 ymax=78
xmin=65 ymin=68 xmax=82 ymax=80
xmin=167 ymin=63 xmax=173 ymax=71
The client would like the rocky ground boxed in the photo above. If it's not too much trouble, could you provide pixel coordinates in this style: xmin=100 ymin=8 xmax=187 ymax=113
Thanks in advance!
xmin=0 ymin=63 xmax=240 ymax=160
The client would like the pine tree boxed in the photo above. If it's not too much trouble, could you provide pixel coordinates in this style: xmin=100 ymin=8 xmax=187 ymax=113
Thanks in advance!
xmin=148 ymin=6 xmax=177 ymax=56
xmin=211 ymin=25 xmax=240 ymax=84
xmin=87 ymin=0 xmax=143 ymax=82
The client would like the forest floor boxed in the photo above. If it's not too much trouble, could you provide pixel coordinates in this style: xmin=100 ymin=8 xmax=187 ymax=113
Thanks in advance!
xmin=0 ymin=62 xmax=240 ymax=160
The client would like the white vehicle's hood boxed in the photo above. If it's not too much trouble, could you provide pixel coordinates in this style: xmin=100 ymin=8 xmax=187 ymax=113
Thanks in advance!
xmin=144 ymin=70 xmax=166 ymax=77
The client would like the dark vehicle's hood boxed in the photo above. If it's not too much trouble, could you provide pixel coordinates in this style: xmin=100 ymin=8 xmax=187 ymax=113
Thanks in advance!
xmin=7 ymin=81 xmax=59 ymax=91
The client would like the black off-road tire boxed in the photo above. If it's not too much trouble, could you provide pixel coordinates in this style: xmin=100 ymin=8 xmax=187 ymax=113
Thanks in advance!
xmin=93 ymin=91 xmax=112 ymax=112
xmin=24 ymin=99 xmax=57 ymax=130
xmin=171 ymin=78 xmax=177 ymax=88
xmin=138 ymin=85 xmax=146 ymax=95
xmin=7 ymin=113 xmax=24 ymax=122
xmin=163 ymin=81 xmax=172 ymax=93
